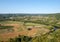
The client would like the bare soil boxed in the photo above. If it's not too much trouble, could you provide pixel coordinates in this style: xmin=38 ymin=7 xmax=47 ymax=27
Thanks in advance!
xmin=0 ymin=23 xmax=49 ymax=41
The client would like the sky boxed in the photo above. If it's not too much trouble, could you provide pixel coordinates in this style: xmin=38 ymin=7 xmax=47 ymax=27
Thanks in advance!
xmin=0 ymin=0 xmax=60 ymax=13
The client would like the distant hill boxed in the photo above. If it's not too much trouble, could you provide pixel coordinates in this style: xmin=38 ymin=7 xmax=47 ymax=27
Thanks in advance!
xmin=0 ymin=13 xmax=60 ymax=20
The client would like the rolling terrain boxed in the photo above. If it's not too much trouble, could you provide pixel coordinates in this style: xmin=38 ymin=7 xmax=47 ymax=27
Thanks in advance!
xmin=0 ymin=13 xmax=60 ymax=42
